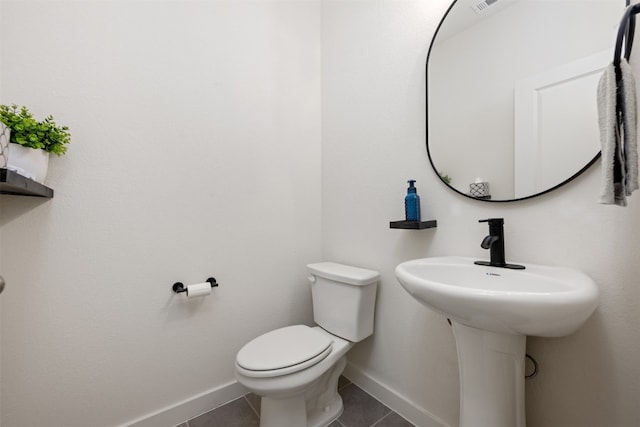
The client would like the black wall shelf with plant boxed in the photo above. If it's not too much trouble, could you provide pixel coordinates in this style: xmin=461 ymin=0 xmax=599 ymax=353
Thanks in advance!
xmin=0 ymin=168 xmax=54 ymax=198
xmin=389 ymin=220 xmax=437 ymax=230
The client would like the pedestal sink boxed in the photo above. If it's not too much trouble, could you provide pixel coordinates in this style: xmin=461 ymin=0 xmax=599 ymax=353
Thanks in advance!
xmin=395 ymin=256 xmax=599 ymax=427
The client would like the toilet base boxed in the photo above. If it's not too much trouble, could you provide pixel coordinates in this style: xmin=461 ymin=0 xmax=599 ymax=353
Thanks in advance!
xmin=306 ymin=355 xmax=346 ymax=427
xmin=308 ymin=394 xmax=343 ymax=427
xmin=259 ymin=394 xmax=343 ymax=427
xmin=260 ymin=395 xmax=307 ymax=427
xmin=258 ymin=356 xmax=347 ymax=427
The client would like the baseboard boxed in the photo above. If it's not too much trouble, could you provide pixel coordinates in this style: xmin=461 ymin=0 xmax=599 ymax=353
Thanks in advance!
xmin=122 ymin=381 xmax=247 ymax=427
xmin=343 ymin=362 xmax=451 ymax=427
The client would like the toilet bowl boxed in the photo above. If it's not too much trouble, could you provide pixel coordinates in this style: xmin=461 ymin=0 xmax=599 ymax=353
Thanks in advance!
xmin=234 ymin=262 xmax=379 ymax=427
xmin=236 ymin=325 xmax=352 ymax=427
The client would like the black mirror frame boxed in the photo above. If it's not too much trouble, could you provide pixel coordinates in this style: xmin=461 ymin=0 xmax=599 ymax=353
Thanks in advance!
xmin=425 ymin=0 xmax=602 ymax=203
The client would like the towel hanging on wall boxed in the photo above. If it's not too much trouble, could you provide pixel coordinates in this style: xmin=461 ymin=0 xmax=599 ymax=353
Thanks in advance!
xmin=597 ymin=3 xmax=640 ymax=206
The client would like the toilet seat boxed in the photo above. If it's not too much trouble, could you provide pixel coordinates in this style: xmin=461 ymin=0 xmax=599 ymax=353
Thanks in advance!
xmin=236 ymin=325 xmax=333 ymax=378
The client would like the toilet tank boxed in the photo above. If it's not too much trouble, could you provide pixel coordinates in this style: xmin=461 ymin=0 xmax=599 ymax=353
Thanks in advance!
xmin=307 ymin=262 xmax=379 ymax=342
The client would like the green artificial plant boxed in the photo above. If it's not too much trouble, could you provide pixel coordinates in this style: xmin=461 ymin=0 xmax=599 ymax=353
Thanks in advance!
xmin=0 ymin=104 xmax=70 ymax=155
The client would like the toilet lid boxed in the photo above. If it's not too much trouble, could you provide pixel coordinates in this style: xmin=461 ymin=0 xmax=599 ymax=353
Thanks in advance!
xmin=236 ymin=325 xmax=332 ymax=374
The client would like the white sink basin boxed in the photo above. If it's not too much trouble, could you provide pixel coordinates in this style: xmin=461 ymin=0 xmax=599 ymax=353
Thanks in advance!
xmin=395 ymin=256 xmax=599 ymax=336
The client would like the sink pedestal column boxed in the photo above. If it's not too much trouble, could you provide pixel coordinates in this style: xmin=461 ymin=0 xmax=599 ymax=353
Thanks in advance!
xmin=452 ymin=322 xmax=526 ymax=427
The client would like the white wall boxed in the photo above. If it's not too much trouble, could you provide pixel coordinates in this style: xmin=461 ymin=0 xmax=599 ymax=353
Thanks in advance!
xmin=0 ymin=1 xmax=321 ymax=426
xmin=1 ymin=1 xmax=639 ymax=427
xmin=322 ymin=1 xmax=640 ymax=427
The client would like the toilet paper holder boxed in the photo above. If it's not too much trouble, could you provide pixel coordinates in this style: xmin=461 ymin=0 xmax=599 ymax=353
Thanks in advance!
xmin=172 ymin=277 xmax=219 ymax=294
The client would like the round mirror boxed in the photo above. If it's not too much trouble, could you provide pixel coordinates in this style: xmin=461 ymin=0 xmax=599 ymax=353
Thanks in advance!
xmin=427 ymin=0 xmax=623 ymax=201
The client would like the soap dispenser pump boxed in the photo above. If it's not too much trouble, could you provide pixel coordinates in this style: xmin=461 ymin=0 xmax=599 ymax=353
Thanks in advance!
xmin=404 ymin=180 xmax=421 ymax=221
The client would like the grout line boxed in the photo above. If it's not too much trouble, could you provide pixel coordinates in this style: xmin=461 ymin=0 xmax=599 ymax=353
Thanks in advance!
xmin=338 ymin=375 xmax=353 ymax=391
xmin=370 ymin=411 xmax=392 ymax=427
xmin=349 ymin=382 xmax=392 ymax=412
xmin=244 ymin=394 xmax=260 ymax=419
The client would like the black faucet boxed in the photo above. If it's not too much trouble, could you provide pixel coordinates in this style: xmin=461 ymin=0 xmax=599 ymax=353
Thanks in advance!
xmin=474 ymin=218 xmax=525 ymax=270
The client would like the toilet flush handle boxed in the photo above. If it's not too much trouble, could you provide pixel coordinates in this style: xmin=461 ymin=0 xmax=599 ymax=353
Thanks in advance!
xmin=307 ymin=275 xmax=316 ymax=283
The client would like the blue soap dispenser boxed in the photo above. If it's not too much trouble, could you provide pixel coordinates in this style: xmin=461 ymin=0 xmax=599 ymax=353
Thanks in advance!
xmin=405 ymin=180 xmax=421 ymax=222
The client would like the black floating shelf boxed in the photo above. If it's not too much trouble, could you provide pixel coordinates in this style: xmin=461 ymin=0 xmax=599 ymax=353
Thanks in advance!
xmin=0 ymin=168 xmax=54 ymax=198
xmin=390 ymin=220 xmax=437 ymax=230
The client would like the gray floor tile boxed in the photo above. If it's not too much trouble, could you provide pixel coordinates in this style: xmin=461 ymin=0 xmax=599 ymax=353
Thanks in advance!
xmin=338 ymin=374 xmax=352 ymax=390
xmin=244 ymin=393 xmax=261 ymax=416
xmin=373 ymin=411 xmax=415 ymax=427
xmin=179 ymin=379 xmax=411 ymax=427
xmin=338 ymin=384 xmax=391 ymax=427
xmin=188 ymin=396 xmax=259 ymax=427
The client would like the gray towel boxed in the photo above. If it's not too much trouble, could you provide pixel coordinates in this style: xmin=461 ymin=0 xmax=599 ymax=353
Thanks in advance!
xmin=620 ymin=59 xmax=639 ymax=195
xmin=597 ymin=63 xmax=622 ymax=205
xmin=597 ymin=59 xmax=638 ymax=206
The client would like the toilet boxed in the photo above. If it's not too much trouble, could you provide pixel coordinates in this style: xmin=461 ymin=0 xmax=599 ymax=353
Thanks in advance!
xmin=234 ymin=262 xmax=379 ymax=427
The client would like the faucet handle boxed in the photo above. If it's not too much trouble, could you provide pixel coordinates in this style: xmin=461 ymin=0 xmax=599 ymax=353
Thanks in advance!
xmin=479 ymin=218 xmax=504 ymax=225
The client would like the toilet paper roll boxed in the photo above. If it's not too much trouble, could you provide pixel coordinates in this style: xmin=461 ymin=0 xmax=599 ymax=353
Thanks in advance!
xmin=186 ymin=282 xmax=212 ymax=298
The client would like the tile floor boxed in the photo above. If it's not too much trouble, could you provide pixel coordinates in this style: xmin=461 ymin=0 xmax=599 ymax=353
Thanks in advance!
xmin=177 ymin=376 xmax=415 ymax=427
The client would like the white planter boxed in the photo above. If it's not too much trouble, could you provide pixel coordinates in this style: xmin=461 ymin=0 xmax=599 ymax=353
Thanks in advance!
xmin=0 ymin=122 xmax=9 ymax=168
xmin=7 ymin=143 xmax=50 ymax=184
